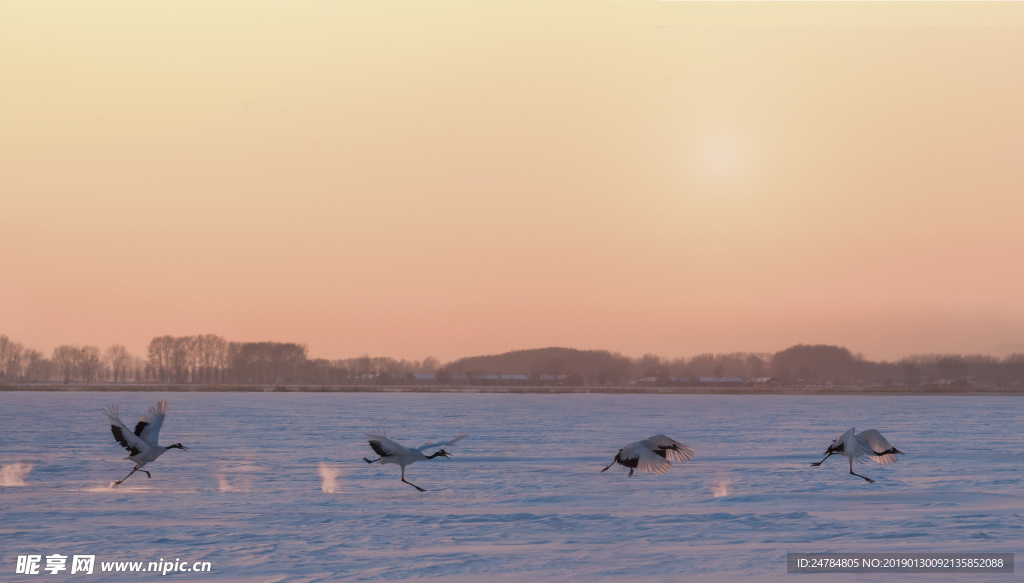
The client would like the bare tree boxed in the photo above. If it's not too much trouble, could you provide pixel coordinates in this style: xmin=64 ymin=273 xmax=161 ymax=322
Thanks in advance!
xmin=638 ymin=353 xmax=668 ymax=378
xmin=170 ymin=337 xmax=192 ymax=383
xmin=211 ymin=335 xmax=228 ymax=383
xmin=193 ymin=334 xmax=212 ymax=383
xmin=0 ymin=338 xmax=25 ymax=381
xmin=105 ymin=344 xmax=132 ymax=383
xmin=901 ymin=360 xmax=921 ymax=387
xmin=52 ymin=345 xmax=81 ymax=382
xmin=0 ymin=335 xmax=15 ymax=380
xmin=195 ymin=334 xmax=227 ymax=383
xmin=936 ymin=356 xmax=969 ymax=381
xmin=147 ymin=336 xmax=175 ymax=382
xmin=23 ymin=349 xmax=47 ymax=381
xmin=80 ymin=346 xmax=102 ymax=383
xmin=129 ymin=355 xmax=147 ymax=382
xmin=420 ymin=356 xmax=440 ymax=373
xmin=227 ymin=341 xmax=308 ymax=383
xmin=355 ymin=355 xmax=373 ymax=375
xmin=380 ymin=357 xmax=404 ymax=376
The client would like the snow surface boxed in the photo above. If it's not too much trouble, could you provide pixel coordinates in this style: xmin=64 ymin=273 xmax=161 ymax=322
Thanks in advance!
xmin=1 ymin=391 xmax=1021 ymax=582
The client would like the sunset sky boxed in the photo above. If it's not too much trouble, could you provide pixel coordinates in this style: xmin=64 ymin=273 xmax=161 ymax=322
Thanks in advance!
xmin=3 ymin=1 xmax=1023 ymax=364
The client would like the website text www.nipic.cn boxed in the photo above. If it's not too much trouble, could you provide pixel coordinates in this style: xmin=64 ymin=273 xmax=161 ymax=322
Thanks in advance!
xmin=15 ymin=555 xmax=212 ymax=576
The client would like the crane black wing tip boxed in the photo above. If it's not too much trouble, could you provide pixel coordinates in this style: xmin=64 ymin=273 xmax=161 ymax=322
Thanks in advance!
xmin=368 ymin=440 xmax=390 ymax=458
xmin=109 ymin=425 xmax=140 ymax=455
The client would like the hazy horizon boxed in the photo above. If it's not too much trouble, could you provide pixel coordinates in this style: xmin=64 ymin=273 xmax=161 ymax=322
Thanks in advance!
xmin=4 ymin=2 xmax=1023 ymax=365
xmin=6 ymin=335 xmax=1024 ymax=370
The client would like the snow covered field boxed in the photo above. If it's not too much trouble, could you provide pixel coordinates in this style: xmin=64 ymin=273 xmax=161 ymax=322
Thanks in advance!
xmin=1 ymin=391 xmax=1020 ymax=582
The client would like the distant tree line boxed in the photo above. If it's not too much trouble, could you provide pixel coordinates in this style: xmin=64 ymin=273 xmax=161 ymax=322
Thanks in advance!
xmin=1 ymin=334 xmax=1023 ymax=388
xmin=616 ymin=344 xmax=1024 ymax=389
xmin=0 ymin=334 xmax=442 ymax=385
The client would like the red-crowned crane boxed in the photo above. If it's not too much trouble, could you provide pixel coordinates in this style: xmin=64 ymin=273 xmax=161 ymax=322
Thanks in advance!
xmin=811 ymin=427 xmax=903 ymax=483
xmin=602 ymin=435 xmax=695 ymax=477
xmin=362 ymin=430 xmax=467 ymax=492
xmin=104 ymin=400 xmax=188 ymax=488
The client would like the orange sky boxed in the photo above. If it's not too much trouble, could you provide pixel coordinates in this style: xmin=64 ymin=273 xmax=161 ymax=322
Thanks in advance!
xmin=2 ymin=1 xmax=1023 ymax=363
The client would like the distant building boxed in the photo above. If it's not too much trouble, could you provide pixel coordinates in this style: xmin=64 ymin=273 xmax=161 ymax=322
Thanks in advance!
xmin=537 ymin=374 xmax=584 ymax=386
xmin=446 ymin=373 xmax=471 ymax=386
xmin=349 ymin=372 xmax=395 ymax=385
xmin=637 ymin=376 xmax=692 ymax=387
xmin=410 ymin=373 xmax=438 ymax=386
xmin=475 ymin=373 xmax=531 ymax=386
xmin=698 ymin=377 xmax=744 ymax=386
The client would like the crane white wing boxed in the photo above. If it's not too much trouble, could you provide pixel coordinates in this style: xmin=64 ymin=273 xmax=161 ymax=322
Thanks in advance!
xmin=840 ymin=428 xmax=874 ymax=464
xmin=135 ymin=400 xmax=167 ymax=445
xmin=831 ymin=427 xmax=855 ymax=448
xmin=104 ymin=405 xmax=149 ymax=456
xmin=417 ymin=431 xmax=468 ymax=452
xmin=859 ymin=429 xmax=900 ymax=465
xmin=365 ymin=432 xmax=410 ymax=457
xmin=620 ymin=440 xmax=672 ymax=475
xmin=647 ymin=435 xmax=695 ymax=464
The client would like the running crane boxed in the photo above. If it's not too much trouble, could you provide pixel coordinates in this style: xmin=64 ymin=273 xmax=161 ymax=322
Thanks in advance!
xmin=104 ymin=400 xmax=188 ymax=487
xmin=602 ymin=435 xmax=695 ymax=477
xmin=362 ymin=430 xmax=467 ymax=492
xmin=811 ymin=427 xmax=903 ymax=483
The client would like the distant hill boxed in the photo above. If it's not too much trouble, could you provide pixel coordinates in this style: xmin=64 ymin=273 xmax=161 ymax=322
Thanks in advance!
xmin=443 ymin=347 xmax=635 ymax=385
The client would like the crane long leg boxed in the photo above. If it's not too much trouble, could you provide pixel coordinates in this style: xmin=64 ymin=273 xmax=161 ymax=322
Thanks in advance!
xmin=811 ymin=452 xmax=834 ymax=466
xmin=849 ymin=459 xmax=875 ymax=483
xmin=112 ymin=466 xmax=140 ymax=488
xmin=401 ymin=468 xmax=426 ymax=492
xmin=363 ymin=457 xmax=381 ymax=464
xmin=600 ymin=459 xmax=616 ymax=473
